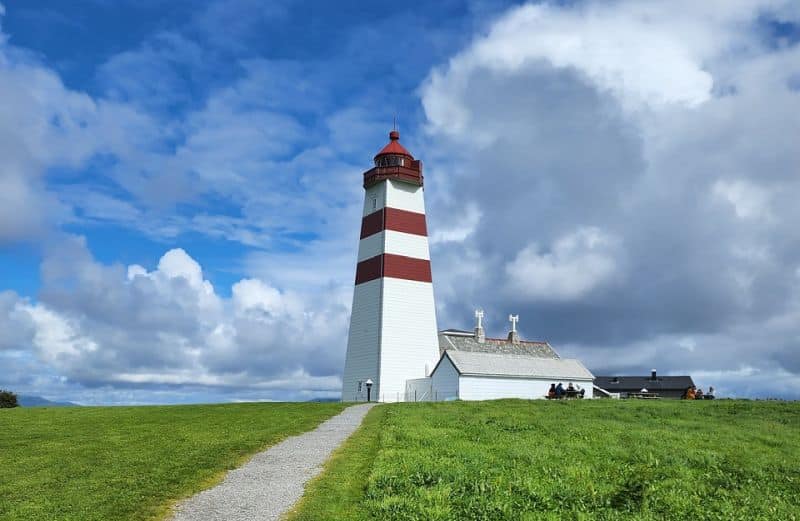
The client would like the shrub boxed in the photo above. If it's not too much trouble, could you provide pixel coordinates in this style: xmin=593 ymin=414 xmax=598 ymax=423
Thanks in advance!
xmin=0 ymin=389 xmax=19 ymax=408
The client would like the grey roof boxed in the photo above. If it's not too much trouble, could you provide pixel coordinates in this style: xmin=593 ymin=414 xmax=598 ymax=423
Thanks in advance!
xmin=438 ymin=331 xmax=559 ymax=358
xmin=594 ymin=376 xmax=695 ymax=392
xmin=442 ymin=350 xmax=594 ymax=380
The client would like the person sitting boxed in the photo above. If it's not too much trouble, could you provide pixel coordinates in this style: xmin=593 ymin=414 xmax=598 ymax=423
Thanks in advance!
xmin=696 ymin=388 xmax=704 ymax=400
xmin=564 ymin=383 xmax=578 ymax=399
xmin=576 ymin=384 xmax=586 ymax=398
xmin=547 ymin=383 xmax=556 ymax=399
xmin=555 ymin=382 xmax=565 ymax=398
xmin=684 ymin=386 xmax=696 ymax=400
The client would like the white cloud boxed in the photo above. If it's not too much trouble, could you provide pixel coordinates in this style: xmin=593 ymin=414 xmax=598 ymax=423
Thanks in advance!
xmin=0 ymin=291 xmax=34 ymax=351
xmin=473 ymin=4 xmax=713 ymax=105
xmin=419 ymin=0 xmax=800 ymax=394
xmin=25 ymin=305 xmax=99 ymax=362
xmin=422 ymin=2 xmax=721 ymax=142
xmin=4 ymin=242 xmax=349 ymax=397
xmin=0 ymin=10 xmax=363 ymax=250
xmin=157 ymin=248 xmax=202 ymax=282
xmin=429 ymin=204 xmax=481 ymax=244
xmin=422 ymin=1 xmax=799 ymax=142
xmin=712 ymin=179 xmax=773 ymax=220
xmin=0 ymin=7 xmax=164 ymax=244
xmin=232 ymin=279 xmax=291 ymax=315
xmin=505 ymin=227 xmax=619 ymax=301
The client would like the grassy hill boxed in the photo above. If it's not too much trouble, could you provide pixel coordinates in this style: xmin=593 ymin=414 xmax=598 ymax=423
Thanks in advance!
xmin=289 ymin=400 xmax=800 ymax=520
xmin=0 ymin=402 xmax=345 ymax=521
xmin=3 ymin=399 xmax=797 ymax=520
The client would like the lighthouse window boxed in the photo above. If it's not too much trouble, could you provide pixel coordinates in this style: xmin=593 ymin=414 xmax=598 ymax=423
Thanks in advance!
xmin=375 ymin=155 xmax=405 ymax=167
xmin=371 ymin=198 xmax=377 ymax=210
xmin=357 ymin=381 xmax=363 ymax=392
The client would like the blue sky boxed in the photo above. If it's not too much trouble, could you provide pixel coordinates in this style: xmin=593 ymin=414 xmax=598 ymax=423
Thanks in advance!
xmin=1 ymin=0 xmax=799 ymax=404
xmin=0 ymin=0 xmax=481 ymax=288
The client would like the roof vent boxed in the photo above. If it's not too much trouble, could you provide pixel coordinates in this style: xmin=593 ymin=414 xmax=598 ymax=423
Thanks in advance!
xmin=474 ymin=309 xmax=485 ymax=343
xmin=507 ymin=314 xmax=520 ymax=344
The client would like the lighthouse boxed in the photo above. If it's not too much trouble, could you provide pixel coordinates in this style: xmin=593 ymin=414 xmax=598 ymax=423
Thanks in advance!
xmin=341 ymin=130 xmax=440 ymax=402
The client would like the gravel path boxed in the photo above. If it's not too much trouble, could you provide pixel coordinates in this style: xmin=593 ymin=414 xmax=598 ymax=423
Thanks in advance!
xmin=169 ymin=403 xmax=377 ymax=521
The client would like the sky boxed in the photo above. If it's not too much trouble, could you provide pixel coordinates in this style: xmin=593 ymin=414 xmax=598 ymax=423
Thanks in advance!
xmin=1 ymin=0 xmax=799 ymax=404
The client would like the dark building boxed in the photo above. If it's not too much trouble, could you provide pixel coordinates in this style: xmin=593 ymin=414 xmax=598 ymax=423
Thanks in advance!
xmin=594 ymin=370 xmax=694 ymax=399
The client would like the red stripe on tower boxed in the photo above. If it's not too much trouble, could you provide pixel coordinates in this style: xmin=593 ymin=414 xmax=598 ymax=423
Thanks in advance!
xmin=360 ymin=210 xmax=384 ymax=239
xmin=360 ymin=208 xmax=428 ymax=239
xmin=383 ymin=253 xmax=432 ymax=282
xmin=385 ymin=208 xmax=427 ymax=236
xmin=354 ymin=255 xmax=383 ymax=285
xmin=354 ymin=254 xmax=432 ymax=285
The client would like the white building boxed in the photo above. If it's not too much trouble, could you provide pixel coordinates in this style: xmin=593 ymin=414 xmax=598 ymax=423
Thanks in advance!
xmin=406 ymin=318 xmax=595 ymax=401
xmin=430 ymin=351 xmax=594 ymax=401
xmin=342 ymin=131 xmax=594 ymax=402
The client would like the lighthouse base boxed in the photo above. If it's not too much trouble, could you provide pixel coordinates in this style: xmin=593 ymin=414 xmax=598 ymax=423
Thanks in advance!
xmin=341 ymin=277 xmax=439 ymax=403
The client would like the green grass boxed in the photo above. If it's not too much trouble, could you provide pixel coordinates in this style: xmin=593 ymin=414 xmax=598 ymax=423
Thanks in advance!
xmin=289 ymin=400 xmax=800 ymax=520
xmin=0 ymin=402 xmax=346 ymax=521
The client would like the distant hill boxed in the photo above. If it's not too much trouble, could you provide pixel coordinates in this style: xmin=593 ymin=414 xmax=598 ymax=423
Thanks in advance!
xmin=308 ymin=397 xmax=340 ymax=403
xmin=18 ymin=395 xmax=79 ymax=407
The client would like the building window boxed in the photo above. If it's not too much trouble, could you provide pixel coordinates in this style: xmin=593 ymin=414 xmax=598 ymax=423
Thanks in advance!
xmin=357 ymin=381 xmax=363 ymax=392
xmin=371 ymin=198 xmax=377 ymax=210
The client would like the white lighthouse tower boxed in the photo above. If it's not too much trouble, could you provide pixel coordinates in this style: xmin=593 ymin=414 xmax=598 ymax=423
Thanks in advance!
xmin=341 ymin=130 xmax=440 ymax=402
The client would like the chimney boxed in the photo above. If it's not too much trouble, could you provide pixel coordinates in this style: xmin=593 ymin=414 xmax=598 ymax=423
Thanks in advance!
xmin=507 ymin=314 xmax=520 ymax=344
xmin=474 ymin=309 xmax=485 ymax=343
xmin=651 ymin=369 xmax=657 ymax=381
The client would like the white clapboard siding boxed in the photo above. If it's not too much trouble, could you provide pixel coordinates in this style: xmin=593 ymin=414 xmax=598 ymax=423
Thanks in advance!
xmin=378 ymin=277 xmax=440 ymax=402
xmin=357 ymin=231 xmax=430 ymax=262
xmin=363 ymin=183 xmax=387 ymax=216
xmin=460 ymin=376 xmax=556 ymax=401
xmin=341 ymin=278 xmax=382 ymax=402
xmin=362 ymin=179 xmax=425 ymax=216
xmin=430 ymin=354 xmax=459 ymax=400
xmin=385 ymin=179 xmax=426 ymax=214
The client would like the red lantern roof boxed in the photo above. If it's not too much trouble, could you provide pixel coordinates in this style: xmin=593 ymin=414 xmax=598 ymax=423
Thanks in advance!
xmin=374 ymin=130 xmax=413 ymax=159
